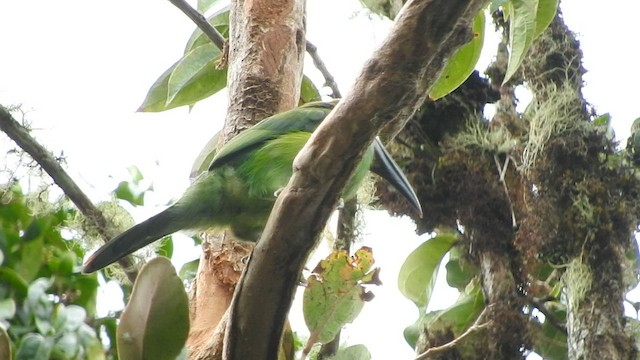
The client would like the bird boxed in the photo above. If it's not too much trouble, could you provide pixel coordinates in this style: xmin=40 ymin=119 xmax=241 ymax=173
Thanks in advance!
xmin=83 ymin=101 xmax=421 ymax=273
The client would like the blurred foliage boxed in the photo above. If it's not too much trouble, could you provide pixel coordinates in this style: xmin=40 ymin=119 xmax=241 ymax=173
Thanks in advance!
xmin=0 ymin=182 xmax=106 ymax=359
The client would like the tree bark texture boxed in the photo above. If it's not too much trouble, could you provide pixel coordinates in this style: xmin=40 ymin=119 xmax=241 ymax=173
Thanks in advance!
xmin=224 ymin=0 xmax=486 ymax=359
xmin=187 ymin=0 xmax=307 ymax=358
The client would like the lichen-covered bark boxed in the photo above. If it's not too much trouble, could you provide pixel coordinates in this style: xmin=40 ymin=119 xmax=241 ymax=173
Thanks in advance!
xmin=519 ymin=14 xmax=639 ymax=360
xmin=379 ymin=8 xmax=640 ymax=359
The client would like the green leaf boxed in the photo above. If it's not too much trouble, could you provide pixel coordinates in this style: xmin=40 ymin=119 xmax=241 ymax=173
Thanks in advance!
xmin=533 ymin=0 xmax=559 ymax=38
xmin=0 ymin=298 xmax=16 ymax=322
xmin=0 ymin=267 xmax=29 ymax=299
xmin=61 ymin=305 xmax=87 ymax=332
xmin=16 ymin=237 xmax=44 ymax=283
xmin=51 ymin=332 xmax=79 ymax=360
xmin=426 ymin=286 xmax=484 ymax=334
xmin=402 ymin=317 xmax=421 ymax=349
xmin=97 ymin=317 xmax=118 ymax=357
xmin=403 ymin=285 xmax=485 ymax=348
xmin=185 ymin=8 xmax=230 ymax=53
xmin=197 ymin=0 xmax=223 ymax=13
xmin=114 ymin=181 xmax=144 ymax=207
xmin=154 ymin=237 xmax=173 ymax=259
xmin=303 ymin=248 xmax=379 ymax=346
xmin=114 ymin=166 xmax=150 ymax=206
xmin=138 ymin=45 xmax=227 ymax=112
xmin=334 ymin=344 xmax=371 ymax=360
xmin=117 ymin=257 xmax=189 ymax=360
xmin=300 ymin=75 xmax=322 ymax=104
xmin=398 ymin=234 xmax=458 ymax=307
xmin=445 ymin=248 xmax=479 ymax=290
xmin=168 ymin=44 xmax=223 ymax=104
xmin=429 ymin=11 xmax=485 ymax=100
xmin=179 ymin=259 xmax=200 ymax=281
xmin=15 ymin=333 xmax=52 ymax=360
xmin=503 ymin=0 xmax=538 ymax=83
xmin=0 ymin=326 xmax=11 ymax=360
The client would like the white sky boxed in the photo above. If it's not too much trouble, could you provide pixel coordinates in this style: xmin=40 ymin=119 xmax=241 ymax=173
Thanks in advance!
xmin=1 ymin=0 xmax=639 ymax=359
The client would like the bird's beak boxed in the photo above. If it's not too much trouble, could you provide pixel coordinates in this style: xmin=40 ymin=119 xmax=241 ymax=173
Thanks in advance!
xmin=371 ymin=138 xmax=423 ymax=218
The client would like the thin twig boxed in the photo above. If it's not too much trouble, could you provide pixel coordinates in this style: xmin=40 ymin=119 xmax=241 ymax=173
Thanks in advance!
xmin=306 ymin=40 xmax=342 ymax=99
xmin=530 ymin=298 xmax=568 ymax=336
xmin=0 ymin=105 xmax=138 ymax=283
xmin=415 ymin=308 xmax=492 ymax=360
xmin=167 ymin=0 xmax=226 ymax=51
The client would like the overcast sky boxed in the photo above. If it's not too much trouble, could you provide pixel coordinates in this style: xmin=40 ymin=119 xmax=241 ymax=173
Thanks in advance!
xmin=1 ymin=1 xmax=639 ymax=358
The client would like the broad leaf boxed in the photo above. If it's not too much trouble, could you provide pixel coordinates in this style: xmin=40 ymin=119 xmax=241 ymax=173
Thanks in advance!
xmin=137 ymin=45 xmax=226 ymax=112
xmin=403 ymin=284 xmax=484 ymax=348
xmin=398 ymin=234 xmax=458 ymax=307
xmin=424 ymin=285 xmax=485 ymax=334
xmin=445 ymin=246 xmax=479 ymax=290
xmin=117 ymin=257 xmax=189 ymax=360
xmin=533 ymin=0 xmax=559 ymax=38
xmin=167 ymin=44 xmax=224 ymax=105
xmin=429 ymin=11 xmax=485 ymax=100
xmin=303 ymin=248 xmax=379 ymax=346
xmin=503 ymin=0 xmax=538 ymax=83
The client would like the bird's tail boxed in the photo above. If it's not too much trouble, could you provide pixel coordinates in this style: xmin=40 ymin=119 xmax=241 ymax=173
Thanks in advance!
xmin=82 ymin=207 xmax=183 ymax=273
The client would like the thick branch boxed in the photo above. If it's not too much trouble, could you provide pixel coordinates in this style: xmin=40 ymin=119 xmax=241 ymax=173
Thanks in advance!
xmin=0 ymin=106 xmax=138 ymax=282
xmin=225 ymin=0 xmax=486 ymax=359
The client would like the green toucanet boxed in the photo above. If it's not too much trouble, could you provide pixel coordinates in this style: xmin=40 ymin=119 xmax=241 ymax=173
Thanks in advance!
xmin=83 ymin=101 xmax=421 ymax=273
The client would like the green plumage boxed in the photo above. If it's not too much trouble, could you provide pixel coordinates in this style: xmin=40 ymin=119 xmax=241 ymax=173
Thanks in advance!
xmin=83 ymin=101 xmax=418 ymax=273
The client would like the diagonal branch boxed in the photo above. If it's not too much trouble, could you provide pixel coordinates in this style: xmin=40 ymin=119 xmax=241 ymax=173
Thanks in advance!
xmin=0 ymin=105 xmax=138 ymax=283
xmin=305 ymin=40 xmax=342 ymax=99
xmin=225 ymin=0 xmax=486 ymax=359
xmin=167 ymin=0 xmax=226 ymax=51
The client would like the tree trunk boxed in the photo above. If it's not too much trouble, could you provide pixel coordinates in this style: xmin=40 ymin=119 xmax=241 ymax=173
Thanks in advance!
xmin=187 ymin=0 xmax=306 ymax=358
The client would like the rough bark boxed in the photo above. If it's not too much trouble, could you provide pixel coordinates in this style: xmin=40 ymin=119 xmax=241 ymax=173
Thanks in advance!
xmin=224 ymin=0 xmax=486 ymax=359
xmin=186 ymin=0 xmax=307 ymax=358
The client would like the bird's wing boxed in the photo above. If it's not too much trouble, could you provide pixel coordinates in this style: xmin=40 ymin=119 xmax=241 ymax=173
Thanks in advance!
xmin=208 ymin=102 xmax=335 ymax=170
